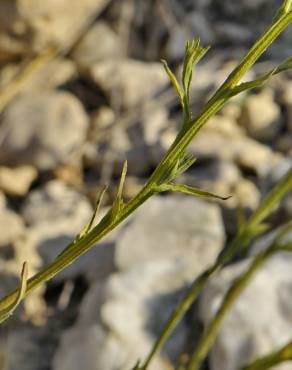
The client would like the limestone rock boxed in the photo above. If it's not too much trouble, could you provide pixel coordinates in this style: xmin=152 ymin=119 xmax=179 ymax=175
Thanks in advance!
xmin=240 ymin=90 xmax=281 ymax=141
xmin=186 ymin=128 xmax=283 ymax=177
xmin=0 ymin=201 xmax=24 ymax=247
xmin=0 ymin=0 xmax=111 ymax=61
xmin=116 ymin=195 xmax=225 ymax=280
xmin=72 ymin=22 xmax=123 ymax=68
xmin=0 ymin=92 xmax=88 ymax=170
xmin=53 ymin=265 xmax=181 ymax=370
xmin=90 ymin=59 xmax=168 ymax=108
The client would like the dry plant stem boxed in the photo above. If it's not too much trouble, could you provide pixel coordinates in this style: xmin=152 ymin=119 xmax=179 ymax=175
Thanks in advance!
xmin=0 ymin=48 xmax=56 ymax=113
xmin=241 ymin=340 xmax=292 ymax=370
xmin=0 ymin=8 xmax=291 ymax=320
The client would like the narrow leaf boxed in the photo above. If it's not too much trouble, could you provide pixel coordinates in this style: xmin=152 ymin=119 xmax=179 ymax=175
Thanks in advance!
xmin=0 ymin=262 xmax=28 ymax=324
xmin=273 ymin=56 xmax=292 ymax=74
xmin=182 ymin=40 xmax=210 ymax=97
xmin=249 ymin=170 xmax=292 ymax=228
xmin=229 ymin=57 xmax=292 ymax=98
xmin=241 ymin=340 xmax=292 ymax=370
xmin=79 ymin=186 xmax=107 ymax=238
xmin=56 ymin=186 xmax=107 ymax=259
xmin=176 ymin=153 xmax=197 ymax=177
xmin=110 ymin=161 xmax=128 ymax=221
xmin=161 ymin=59 xmax=184 ymax=107
xmin=273 ymin=0 xmax=292 ymax=22
xmin=155 ymin=182 xmax=231 ymax=200
xmin=228 ymin=70 xmax=275 ymax=97
xmin=130 ymin=361 xmax=141 ymax=370
xmin=236 ymin=206 xmax=247 ymax=232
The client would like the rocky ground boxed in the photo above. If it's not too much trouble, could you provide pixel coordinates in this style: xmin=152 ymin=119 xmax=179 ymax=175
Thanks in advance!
xmin=0 ymin=1 xmax=291 ymax=370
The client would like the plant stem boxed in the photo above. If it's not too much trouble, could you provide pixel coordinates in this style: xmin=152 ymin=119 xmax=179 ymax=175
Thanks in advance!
xmin=139 ymin=170 xmax=292 ymax=370
xmin=0 ymin=8 xmax=291 ymax=325
xmin=187 ymin=251 xmax=271 ymax=370
xmin=241 ymin=340 xmax=292 ymax=370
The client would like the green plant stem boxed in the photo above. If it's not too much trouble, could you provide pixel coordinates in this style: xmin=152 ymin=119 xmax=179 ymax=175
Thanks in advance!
xmin=0 ymin=8 xmax=291 ymax=322
xmin=139 ymin=170 xmax=292 ymax=370
xmin=187 ymin=251 xmax=271 ymax=370
xmin=241 ymin=340 xmax=292 ymax=370
xmin=186 ymin=222 xmax=292 ymax=370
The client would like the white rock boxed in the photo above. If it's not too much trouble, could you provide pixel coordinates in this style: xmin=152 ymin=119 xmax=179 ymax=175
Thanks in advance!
xmin=90 ymin=59 xmax=168 ymax=108
xmin=54 ymin=262 xmax=190 ymax=370
xmin=0 ymin=0 xmax=111 ymax=60
xmin=116 ymin=195 xmax=225 ymax=280
xmin=142 ymin=101 xmax=169 ymax=146
xmin=200 ymin=254 xmax=292 ymax=370
xmin=54 ymin=195 xmax=226 ymax=370
xmin=72 ymin=22 xmax=123 ymax=68
xmin=2 ymin=325 xmax=57 ymax=370
xmin=240 ymin=90 xmax=281 ymax=141
xmin=0 ymin=201 xmax=24 ymax=247
xmin=186 ymin=128 xmax=283 ymax=177
xmin=0 ymin=165 xmax=37 ymax=196
xmin=0 ymin=92 xmax=88 ymax=170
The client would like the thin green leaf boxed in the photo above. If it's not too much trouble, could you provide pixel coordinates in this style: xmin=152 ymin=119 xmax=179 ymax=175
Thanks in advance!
xmin=176 ymin=153 xmax=197 ymax=177
xmin=155 ymin=182 xmax=231 ymax=200
xmin=241 ymin=340 xmax=292 ymax=370
xmin=181 ymin=40 xmax=210 ymax=125
xmin=274 ymin=56 xmax=292 ymax=74
xmin=161 ymin=59 xmax=184 ymax=107
xmin=0 ymin=262 xmax=28 ymax=324
xmin=236 ymin=206 xmax=247 ymax=233
xmin=249 ymin=170 xmax=292 ymax=228
xmin=229 ymin=57 xmax=292 ymax=98
xmin=182 ymin=40 xmax=210 ymax=96
xmin=273 ymin=0 xmax=292 ymax=22
xmin=130 ymin=361 xmax=141 ymax=370
xmin=56 ymin=186 xmax=107 ymax=259
xmin=228 ymin=70 xmax=275 ymax=97
xmin=77 ymin=186 xmax=107 ymax=240
xmin=82 ymin=186 xmax=107 ymax=237
xmin=110 ymin=160 xmax=128 ymax=221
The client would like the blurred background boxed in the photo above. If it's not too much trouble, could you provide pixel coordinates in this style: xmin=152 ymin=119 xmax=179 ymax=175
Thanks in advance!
xmin=0 ymin=1 xmax=291 ymax=369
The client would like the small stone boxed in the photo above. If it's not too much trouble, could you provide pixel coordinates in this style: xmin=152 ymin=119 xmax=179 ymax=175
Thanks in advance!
xmin=214 ymin=22 xmax=252 ymax=43
xmin=116 ymin=195 xmax=225 ymax=280
xmin=200 ymin=253 xmax=292 ymax=370
xmin=54 ymin=262 xmax=191 ymax=370
xmin=240 ymin=90 xmax=282 ymax=141
xmin=0 ymin=0 xmax=111 ymax=60
xmin=72 ymin=22 xmax=123 ymax=68
xmin=231 ymin=178 xmax=261 ymax=210
xmin=0 ymin=202 xmax=24 ymax=247
xmin=91 ymin=106 xmax=115 ymax=134
xmin=90 ymin=59 xmax=168 ymax=108
xmin=2 ymin=325 xmax=58 ymax=370
xmin=0 ymin=165 xmax=37 ymax=196
xmin=142 ymin=101 xmax=169 ymax=146
xmin=0 ymin=92 xmax=89 ymax=170
xmin=187 ymin=129 xmax=283 ymax=177
xmin=276 ymin=134 xmax=292 ymax=155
